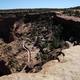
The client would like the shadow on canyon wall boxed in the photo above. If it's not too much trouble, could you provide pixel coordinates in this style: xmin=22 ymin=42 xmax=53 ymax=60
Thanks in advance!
xmin=0 ymin=12 xmax=80 ymax=43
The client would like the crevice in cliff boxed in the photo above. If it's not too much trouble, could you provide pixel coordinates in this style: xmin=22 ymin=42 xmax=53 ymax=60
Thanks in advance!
xmin=0 ymin=18 xmax=15 ymax=43
xmin=0 ymin=60 xmax=11 ymax=76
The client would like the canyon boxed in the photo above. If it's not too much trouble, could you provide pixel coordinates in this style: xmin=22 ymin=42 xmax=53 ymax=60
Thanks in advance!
xmin=0 ymin=9 xmax=80 ymax=78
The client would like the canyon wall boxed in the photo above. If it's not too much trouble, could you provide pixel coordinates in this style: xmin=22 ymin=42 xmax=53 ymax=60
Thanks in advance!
xmin=0 ymin=10 xmax=80 ymax=43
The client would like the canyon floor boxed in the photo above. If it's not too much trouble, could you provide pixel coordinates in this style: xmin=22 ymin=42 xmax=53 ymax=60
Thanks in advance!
xmin=0 ymin=45 xmax=80 ymax=80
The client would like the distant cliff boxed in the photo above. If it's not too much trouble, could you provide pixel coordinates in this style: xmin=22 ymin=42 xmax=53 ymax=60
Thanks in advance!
xmin=0 ymin=9 xmax=80 ymax=43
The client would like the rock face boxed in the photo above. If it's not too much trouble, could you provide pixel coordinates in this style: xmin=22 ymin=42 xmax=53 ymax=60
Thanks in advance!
xmin=40 ymin=46 xmax=80 ymax=79
xmin=0 ymin=45 xmax=80 ymax=80
xmin=0 ymin=73 xmax=54 ymax=80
